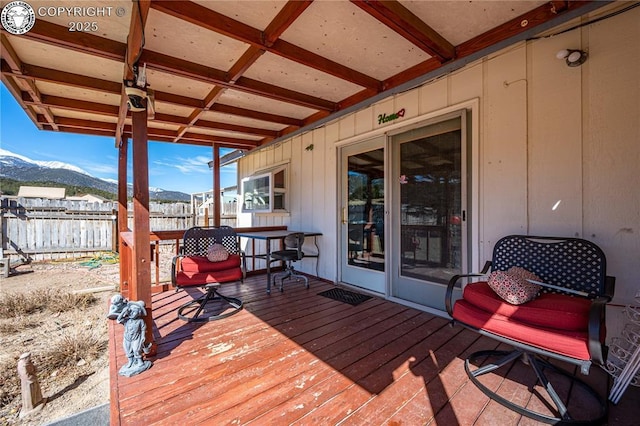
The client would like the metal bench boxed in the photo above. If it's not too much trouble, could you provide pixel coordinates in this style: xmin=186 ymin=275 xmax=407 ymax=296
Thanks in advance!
xmin=445 ymin=235 xmax=615 ymax=424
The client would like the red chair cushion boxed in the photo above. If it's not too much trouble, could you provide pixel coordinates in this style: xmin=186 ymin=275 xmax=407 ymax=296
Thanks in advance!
xmin=179 ymin=254 xmax=241 ymax=273
xmin=175 ymin=267 xmax=243 ymax=287
xmin=176 ymin=254 xmax=243 ymax=287
xmin=462 ymin=282 xmax=590 ymax=331
xmin=453 ymin=298 xmax=590 ymax=360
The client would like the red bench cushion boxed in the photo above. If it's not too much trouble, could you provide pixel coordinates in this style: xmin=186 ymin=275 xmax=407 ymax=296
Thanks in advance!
xmin=453 ymin=298 xmax=590 ymax=360
xmin=180 ymin=254 xmax=241 ymax=273
xmin=176 ymin=254 xmax=243 ymax=287
xmin=462 ymin=282 xmax=591 ymax=331
xmin=453 ymin=282 xmax=594 ymax=360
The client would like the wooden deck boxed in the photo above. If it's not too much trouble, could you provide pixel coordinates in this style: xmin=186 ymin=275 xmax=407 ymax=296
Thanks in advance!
xmin=109 ymin=274 xmax=638 ymax=425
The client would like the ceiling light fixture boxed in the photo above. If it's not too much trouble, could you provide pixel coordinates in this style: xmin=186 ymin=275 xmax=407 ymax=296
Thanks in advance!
xmin=556 ymin=49 xmax=588 ymax=67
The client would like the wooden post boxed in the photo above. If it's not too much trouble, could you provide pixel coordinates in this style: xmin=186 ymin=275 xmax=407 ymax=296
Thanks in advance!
xmin=117 ymin=137 xmax=130 ymax=295
xmin=213 ymin=144 xmax=221 ymax=227
xmin=130 ymin=106 xmax=154 ymax=352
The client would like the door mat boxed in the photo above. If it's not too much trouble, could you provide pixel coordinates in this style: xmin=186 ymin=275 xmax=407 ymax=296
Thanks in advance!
xmin=317 ymin=288 xmax=372 ymax=306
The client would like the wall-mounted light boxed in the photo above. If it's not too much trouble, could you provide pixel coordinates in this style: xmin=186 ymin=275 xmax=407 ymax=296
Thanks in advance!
xmin=556 ymin=49 xmax=588 ymax=67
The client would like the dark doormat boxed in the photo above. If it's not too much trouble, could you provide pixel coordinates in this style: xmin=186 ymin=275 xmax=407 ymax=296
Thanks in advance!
xmin=317 ymin=288 xmax=372 ymax=306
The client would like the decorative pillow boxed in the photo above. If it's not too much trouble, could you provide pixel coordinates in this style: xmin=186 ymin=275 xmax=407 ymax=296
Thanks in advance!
xmin=487 ymin=266 xmax=542 ymax=305
xmin=207 ymin=243 xmax=229 ymax=262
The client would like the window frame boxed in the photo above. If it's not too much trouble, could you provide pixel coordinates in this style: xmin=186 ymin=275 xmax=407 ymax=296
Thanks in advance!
xmin=240 ymin=164 xmax=288 ymax=213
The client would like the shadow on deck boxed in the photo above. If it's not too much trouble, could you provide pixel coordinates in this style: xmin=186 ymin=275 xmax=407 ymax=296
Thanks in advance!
xmin=109 ymin=274 xmax=638 ymax=425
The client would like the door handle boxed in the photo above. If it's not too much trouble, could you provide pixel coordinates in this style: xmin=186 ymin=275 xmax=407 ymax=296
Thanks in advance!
xmin=342 ymin=207 xmax=347 ymax=224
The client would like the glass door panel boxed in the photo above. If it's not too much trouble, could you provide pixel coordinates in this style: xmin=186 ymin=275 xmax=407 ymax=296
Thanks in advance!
xmin=391 ymin=114 xmax=466 ymax=311
xmin=340 ymin=138 xmax=386 ymax=293
xmin=399 ymin=128 xmax=462 ymax=283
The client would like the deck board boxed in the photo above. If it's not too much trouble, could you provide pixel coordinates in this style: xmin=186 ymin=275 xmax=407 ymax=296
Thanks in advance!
xmin=110 ymin=274 xmax=639 ymax=425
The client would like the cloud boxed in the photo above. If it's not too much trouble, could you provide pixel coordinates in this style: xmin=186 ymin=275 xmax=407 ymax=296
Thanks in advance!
xmin=83 ymin=162 xmax=118 ymax=175
xmin=153 ymin=156 xmax=210 ymax=175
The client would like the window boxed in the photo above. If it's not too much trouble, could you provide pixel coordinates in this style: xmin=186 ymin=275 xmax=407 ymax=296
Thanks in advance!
xmin=241 ymin=165 xmax=288 ymax=213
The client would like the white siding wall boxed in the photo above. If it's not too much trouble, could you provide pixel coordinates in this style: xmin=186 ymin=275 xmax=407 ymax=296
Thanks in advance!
xmin=238 ymin=6 xmax=640 ymax=321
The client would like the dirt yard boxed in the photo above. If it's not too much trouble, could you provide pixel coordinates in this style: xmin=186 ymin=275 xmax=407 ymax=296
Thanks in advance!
xmin=0 ymin=255 xmax=127 ymax=425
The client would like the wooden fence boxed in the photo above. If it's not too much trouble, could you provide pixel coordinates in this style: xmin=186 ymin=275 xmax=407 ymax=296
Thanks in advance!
xmin=0 ymin=197 xmax=235 ymax=261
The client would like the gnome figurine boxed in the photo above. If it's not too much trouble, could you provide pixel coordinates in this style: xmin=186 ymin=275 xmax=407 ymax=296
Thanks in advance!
xmin=17 ymin=352 xmax=46 ymax=418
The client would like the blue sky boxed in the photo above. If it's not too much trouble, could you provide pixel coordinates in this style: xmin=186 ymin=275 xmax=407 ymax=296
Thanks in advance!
xmin=0 ymin=84 xmax=237 ymax=193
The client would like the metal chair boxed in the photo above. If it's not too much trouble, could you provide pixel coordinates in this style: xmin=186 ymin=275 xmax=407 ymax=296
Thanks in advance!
xmin=171 ymin=226 xmax=245 ymax=322
xmin=270 ymin=232 xmax=308 ymax=292
xmin=445 ymin=235 xmax=615 ymax=424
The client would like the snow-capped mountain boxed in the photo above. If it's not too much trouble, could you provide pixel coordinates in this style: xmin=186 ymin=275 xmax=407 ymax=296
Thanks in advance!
xmin=0 ymin=149 xmax=91 ymax=176
xmin=0 ymin=150 xmax=190 ymax=201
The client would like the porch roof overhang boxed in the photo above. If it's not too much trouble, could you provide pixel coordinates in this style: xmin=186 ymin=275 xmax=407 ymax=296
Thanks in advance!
xmin=1 ymin=0 xmax=613 ymax=153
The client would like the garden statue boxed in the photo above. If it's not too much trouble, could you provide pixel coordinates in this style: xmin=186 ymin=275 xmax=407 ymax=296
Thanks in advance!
xmin=116 ymin=300 xmax=152 ymax=377
xmin=17 ymin=352 xmax=46 ymax=418
xmin=107 ymin=294 xmax=128 ymax=319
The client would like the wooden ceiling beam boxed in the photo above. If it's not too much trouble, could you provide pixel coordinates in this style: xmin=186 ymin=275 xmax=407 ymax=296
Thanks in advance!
xmin=1 ymin=36 xmax=58 ymax=130
xmin=134 ymin=135 xmax=206 ymax=145
xmin=263 ymin=0 xmax=313 ymax=46
xmin=36 ymin=115 xmax=259 ymax=149
xmin=11 ymin=61 xmax=204 ymax=110
xmin=2 ymin=74 xmax=41 ymax=128
xmin=24 ymin=93 xmax=120 ymax=116
xmin=29 ymin=93 xmax=279 ymax=138
xmin=271 ymin=39 xmax=382 ymax=90
xmin=350 ymin=0 xmax=455 ymax=62
xmin=139 ymin=49 xmax=335 ymax=111
xmin=233 ymin=76 xmax=333 ymax=111
xmin=20 ymin=19 xmax=334 ymax=112
xmin=23 ymin=19 xmax=125 ymax=61
xmin=117 ymin=0 xmax=151 ymax=146
xmin=455 ymin=1 xmax=590 ymax=59
xmin=55 ymin=125 xmax=115 ymax=138
xmin=150 ymin=0 xmax=263 ymax=45
xmin=210 ymin=103 xmax=303 ymax=127
xmin=170 ymin=0 xmax=305 ymax=143
xmin=380 ymin=2 xmax=594 ymax=95
xmin=37 ymin=115 xmax=114 ymax=131
xmin=181 ymin=132 xmax=259 ymax=147
xmin=194 ymin=119 xmax=279 ymax=138
xmin=227 ymin=46 xmax=265 ymax=84
xmin=1 ymin=34 xmax=22 ymax=71
xmin=18 ymin=63 xmax=122 ymax=94
xmin=20 ymin=61 xmax=291 ymax=124
xmin=383 ymin=57 xmax=441 ymax=91
xmin=170 ymin=0 xmax=313 ymax=145
xmin=151 ymin=0 xmax=380 ymax=91
xmin=125 ymin=0 xmax=151 ymax=82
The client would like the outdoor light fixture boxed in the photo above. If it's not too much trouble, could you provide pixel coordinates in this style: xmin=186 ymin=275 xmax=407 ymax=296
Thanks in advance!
xmin=556 ymin=49 xmax=588 ymax=67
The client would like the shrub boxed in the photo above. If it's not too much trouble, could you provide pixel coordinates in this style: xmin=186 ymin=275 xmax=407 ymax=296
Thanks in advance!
xmin=45 ymin=326 xmax=108 ymax=369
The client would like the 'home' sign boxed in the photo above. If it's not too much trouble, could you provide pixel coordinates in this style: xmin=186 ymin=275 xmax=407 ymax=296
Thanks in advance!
xmin=377 ymin=108 xmax=405 ymax=125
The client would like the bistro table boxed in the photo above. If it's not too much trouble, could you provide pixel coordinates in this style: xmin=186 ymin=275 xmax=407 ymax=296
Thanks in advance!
xmin=236 ymin=230 xmax=322 ymax=294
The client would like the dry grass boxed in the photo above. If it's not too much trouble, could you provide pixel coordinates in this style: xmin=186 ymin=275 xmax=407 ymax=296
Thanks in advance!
xmin=0 ymin=288 xmax=107 ymax=416
xmin=0 ymin=289 xmax=96 ymax=317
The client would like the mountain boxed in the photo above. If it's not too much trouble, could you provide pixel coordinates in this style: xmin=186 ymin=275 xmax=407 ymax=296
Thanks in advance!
xmin=0 ymin=150 xmax=191 ymax=202
xmin=0 ymin=148 xmax=91 ymax=175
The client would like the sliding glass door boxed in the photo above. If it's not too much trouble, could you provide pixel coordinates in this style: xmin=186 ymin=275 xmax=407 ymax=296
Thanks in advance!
xmin=390 ymin=112 xmax=468 ymax=311
xmin=339 ymin=137 xmax=386 ymax=294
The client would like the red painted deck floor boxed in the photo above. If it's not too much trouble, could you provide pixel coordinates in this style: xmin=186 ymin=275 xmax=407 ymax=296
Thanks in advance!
xmin=109 ymin=275 xmax=638 ymax=425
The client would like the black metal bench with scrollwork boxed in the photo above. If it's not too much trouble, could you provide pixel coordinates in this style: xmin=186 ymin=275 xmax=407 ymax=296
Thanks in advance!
xmin=445 ymin=235 xmax=615 ymax=424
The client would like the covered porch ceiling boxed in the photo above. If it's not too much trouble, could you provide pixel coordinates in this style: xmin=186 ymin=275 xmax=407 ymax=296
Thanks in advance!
xmin=1 ymin=0 xmax=610 ymax=153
